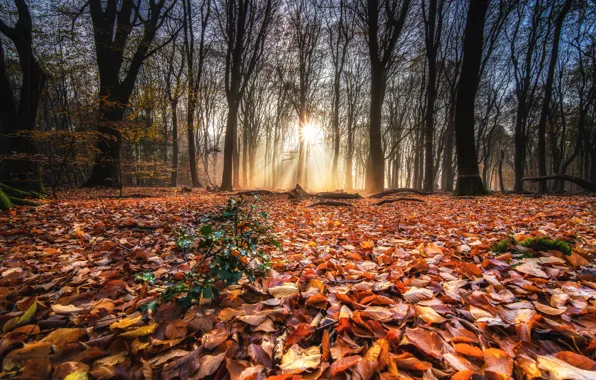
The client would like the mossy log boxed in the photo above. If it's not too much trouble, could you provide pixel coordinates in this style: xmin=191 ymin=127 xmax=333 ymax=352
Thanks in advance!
xmin=0 ymin=184 xmax=41 ymax=210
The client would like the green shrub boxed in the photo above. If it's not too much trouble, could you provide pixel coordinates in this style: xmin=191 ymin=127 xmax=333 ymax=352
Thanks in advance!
xmin=141 ymin=197 xmax=279 ymax=309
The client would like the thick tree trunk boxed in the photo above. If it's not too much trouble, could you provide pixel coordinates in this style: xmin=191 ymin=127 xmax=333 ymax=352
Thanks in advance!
xmin=221 ymin=101 xmax=239 ymax=191
xmin=367 ymin=66 xmax=386 ymax=193
xmin=0 ymin=3 xmax=46 ymax=193
xmin=454 ymin=0 xmax=489 ymax=196
xmin=441 ymin=101 xmax=455 ymax=191
xmin=296 ymin=107 xmax=307 ymax=186
xmin=82 ymin=105 xmax=123 ymax=188
xmin=187 ymin=95 xmax=202 ymax=187
xmin=422 ymin=0 xmax=439 ymax=193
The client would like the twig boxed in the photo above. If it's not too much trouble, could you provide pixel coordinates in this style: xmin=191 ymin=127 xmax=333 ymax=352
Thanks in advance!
xmin=375 ymin=197 xmax=426 ymax=205
xmin=308 ymin=201 xmax=352 ymax=208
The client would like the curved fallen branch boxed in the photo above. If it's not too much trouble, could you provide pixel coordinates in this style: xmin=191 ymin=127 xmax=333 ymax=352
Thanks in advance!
xmin=369 ymin=188 xmax=430 ymax=198
xmin=522 ymin=175 xmax=596 ymax=192
xmin=308 ymin=201 xmax=352 ymax=208
xmin=315 ymin=192 xmax=362 ymax=199
xmin=289 ymin=184 xmax=362 ymax=200
xmin=235 ymin=189 xmax=275 ymax=196
xmin=375 ymin=197 xmax=426 ymax=205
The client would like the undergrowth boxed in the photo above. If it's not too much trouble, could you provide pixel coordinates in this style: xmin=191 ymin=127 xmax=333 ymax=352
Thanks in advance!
xmin=136 ymin=197 xmax=280 ymax=310
xmin=491 ymin=236 xmax=572 ymax=256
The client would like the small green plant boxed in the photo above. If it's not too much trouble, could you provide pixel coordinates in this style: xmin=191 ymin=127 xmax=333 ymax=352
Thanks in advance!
xmin=146 ymin=197 xmax=279 ymax=309
xmin=491 ymin=236 xmax=517 ymax=253
xmin=173 ymin=228 xmax=196 ymax=251
xmin=134 ymin=272 xmax=155 ymax=285
xmin=520 ymin=237 xmax=572 ymax=256
xmin=491 ymin=236 xmax=572 ymax=256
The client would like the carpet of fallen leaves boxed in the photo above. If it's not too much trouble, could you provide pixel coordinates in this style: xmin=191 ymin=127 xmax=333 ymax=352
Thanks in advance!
xmin=1 ymin=189 xmax=596 ymax=380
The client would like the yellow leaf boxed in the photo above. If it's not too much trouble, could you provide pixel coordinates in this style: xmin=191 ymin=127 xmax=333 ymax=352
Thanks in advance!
xmin=110 ymin=315 xmax=142 ymax=330
xmin=308 ymin=241 xmax=317 ymax=247
xmin=64 ymin=371 xmax=89 ymax=380
xmin=95 ymin=352 xmax=127 ymax=366
xmin=415 ymin=305 xmax=447 ymax=324
xmin=120 ymin=323 xmax=156 ymax=338
xmin=17 ymin=299 xmax=37 ymax=325
xmin=41 ymin=328 xmax=86 ymax=347
xmin=280 ymin=345 xmax=321 ymax=373
xmin=361 ymin=241 xmax=374 ymax=249
xmin=268 ymin=283 xmax=299 ymax=299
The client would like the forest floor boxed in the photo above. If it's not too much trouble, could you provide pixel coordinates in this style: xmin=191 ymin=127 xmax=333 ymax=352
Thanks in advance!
xmin=1 ymin=189 xmax=596 ymax=379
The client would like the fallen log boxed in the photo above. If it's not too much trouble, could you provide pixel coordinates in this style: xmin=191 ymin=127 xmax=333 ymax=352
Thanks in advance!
xmin=235 ymin=189 xmax=275 ymax=196
xmin=308 ymin=201 xmax=352 ymax=208
xmin=315 ymin=192 xmax=362 ymax=199
xmin=289 ymin=184 xmax=362 ymax=200
xmin=369 ymin=188 xmax=430 ymax=198
xmin=375 ymin=197 xmax=426 ymax=205
xmin=521 ymin=174 xmax=596 ymax=192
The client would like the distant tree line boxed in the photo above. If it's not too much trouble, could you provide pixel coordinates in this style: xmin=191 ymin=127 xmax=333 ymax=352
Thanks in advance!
xmin=0 ymin=0 xmax=595 ymax=196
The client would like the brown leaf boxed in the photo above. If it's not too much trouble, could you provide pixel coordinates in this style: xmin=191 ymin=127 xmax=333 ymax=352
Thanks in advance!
xmin=196 ymin=352 xmax=225 ymax=379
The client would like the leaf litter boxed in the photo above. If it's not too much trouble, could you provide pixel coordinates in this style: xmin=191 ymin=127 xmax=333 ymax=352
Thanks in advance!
xmin=0 ymin=190 xmax=595 ymax=379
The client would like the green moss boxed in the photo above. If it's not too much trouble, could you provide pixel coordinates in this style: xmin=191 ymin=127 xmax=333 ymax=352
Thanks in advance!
xmin=491 ymin=236 xmax=573 ymax=256
xmin=491 ymin=236 xmax=517 ymax=253
xmin=520 ymin=237 xmax=572 ymax=256
xmin=0 ymin=189 xmax=13 ymax=210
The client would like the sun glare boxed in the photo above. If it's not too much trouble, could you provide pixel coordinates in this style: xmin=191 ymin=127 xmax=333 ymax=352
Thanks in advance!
xmin=302 ymin=122 xmax=319 ymax=143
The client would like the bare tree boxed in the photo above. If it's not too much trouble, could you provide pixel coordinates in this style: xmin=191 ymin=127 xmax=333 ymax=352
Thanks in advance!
xmin=218 ymin=0 xmax=277 ymax=191
xmin=326 ymin=0 xmax=354 ymax=188
xmin=83 ymin=0 xmax=178 ymax=187
xmin=286 ymin=0 xmax=323 ymax=187
xmin=354 ymin=0 xmax=412 ymax=193
xmin=536 ymin=0 xmax=573 ymax=193
xmin=453 ymin=0 xmax=488 ymax=196
xmin=0 ymin=0 xmax=46 ymax=191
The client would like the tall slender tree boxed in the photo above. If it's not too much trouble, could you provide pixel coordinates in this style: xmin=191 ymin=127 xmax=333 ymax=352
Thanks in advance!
xmin=355 ymin=0 xmax=412 ymax=193
xmin=536 ymin=0 xmax=573 ymax=193
xmin=182 ymin=0 xmax=211 ymax=188
xmin=0 ymin=0 xmax=46 ymax=192
xmin=453 ymin=0 xmax=489 ymax=196
xmin=421 ymin=0 xmax=445 ymax=192
xmin=218 ymin=0 xmax=276 ymax=191
xmin=326 ymin=0 xmax=353 ymax=189
xmin=83 ymin=0 xmax=177 ymax=187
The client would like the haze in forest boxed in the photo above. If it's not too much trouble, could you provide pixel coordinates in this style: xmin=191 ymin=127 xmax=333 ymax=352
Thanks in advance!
xmin=1 ymin=0 xmax=595 ymax=200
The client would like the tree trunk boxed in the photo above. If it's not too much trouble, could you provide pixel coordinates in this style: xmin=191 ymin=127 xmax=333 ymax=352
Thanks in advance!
xmin=297 ymin=106 xmax=307 ymax=186
xmin=331 ymin=74 xmax=341 ymax=189
xmin=442 ymin=101 xmax=455 ymax=191
xmin=367 ymin=65 xmax=386 ymax=193
xmin=422 ymin=0 xmax=439 ymax=193
xmin=187 ymin=98 xmax=201 ymax=187
xmin=498 ymin=149 xmax=505 ymax=192
xmin=0 ymin=2 xmax=46 ymax=193
xmin=221 ymin=101 xmax=239 ymax=191
xmin=82 ymin=105 xmax=123 ymax=187
xmin=170 ymin=99 xmax=179 ymax=187
xmin=536 ymin=0 xmax=572 ymax=193
xmin=454 ymin=0 xmax=489 ymax=196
